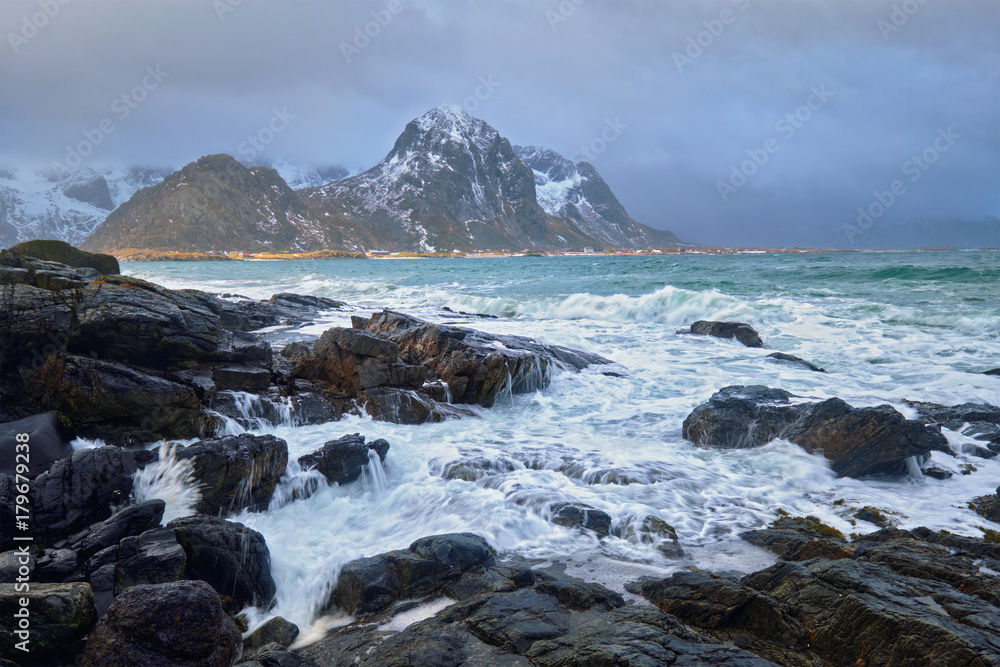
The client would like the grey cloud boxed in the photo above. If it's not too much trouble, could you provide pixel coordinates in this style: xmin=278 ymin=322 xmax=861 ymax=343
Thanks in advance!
xmin=1 ymin=0 xmax=997 ymax=246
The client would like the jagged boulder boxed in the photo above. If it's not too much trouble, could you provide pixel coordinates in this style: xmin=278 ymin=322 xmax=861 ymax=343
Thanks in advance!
xmin=298 ymin=433 xmax=388 ymax=485
xmin=30 ymin=446 xmax=157 ymax=544
xmin=684 ymin=387 xmax=947 ymax=477
xmin=81 ymin=580 xmax=242 ymax=667
xmin=765 ymin=352 xmax=825 ymax=372
xmin=355 ymin=309 xmax=610 ymax=407
xmin=684 ymin=320 xmax=763 ymax=348
xmin=327 ymin=533 xmax=495 ymax=615
xmin=175 ymin=433 xmax=288 ymax=516
xmin=168 ymin=515 xmax=276 ymax=608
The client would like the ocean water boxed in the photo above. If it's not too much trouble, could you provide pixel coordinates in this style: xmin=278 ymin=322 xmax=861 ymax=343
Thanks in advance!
xmin=125 ymin=251 xmax=1000 ymax=639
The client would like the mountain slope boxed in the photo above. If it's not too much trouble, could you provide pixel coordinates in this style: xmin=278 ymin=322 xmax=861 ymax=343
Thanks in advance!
xmin=515 ymin=145 xmax=679 ymax=248
xmin=82 ymin=155 xmax=333 ymax=253
xmin=301 ymin=106 xmax=591 ymax=251
xmin=0 ymin=166 xmax=170 ymax=247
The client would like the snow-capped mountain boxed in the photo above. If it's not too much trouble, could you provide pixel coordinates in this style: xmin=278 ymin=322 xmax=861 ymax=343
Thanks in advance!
xmin=83 ymin=155 xmax=329 ymax=253
xmin=0 ymin=165 xmax=170 ymax=247
xmin=81 ymin=107 xmax=683 ymax=254
xmin=515 ymin=145 xmax=679 ymax=248
xmin=252 ymin=159 xmax=350 ymax=190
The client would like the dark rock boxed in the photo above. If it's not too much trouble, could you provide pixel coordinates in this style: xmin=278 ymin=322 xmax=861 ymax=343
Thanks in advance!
xmin=356 ymin=309 xmax=610 ymax=407
xmin=81 ymin=580 xmax=242 ymax=667
xmin=34 ymin=548 xmax=77 ymax=582
xmin=213 ymin=365 xmax=272 ymax=392
xmin=853 ymin=505 xmax=894 ymax=528
xmin=985 ymin=368 xmax=1000 ymax=376
xmin=550 ymin=503 xmax=612 ymax=538
xmin=0 ymin=549 xmax=34 ymax=583
xmin=114 ymin=527 xmax=187 ymax=594
xmin=31 ymin=446 xmax=153 ymax=544
xmin=970 ymin=487 xmax=1000 ymax=523
xmin=298 ymin=433 xmax=388 ymax=485
xmin=0 ymin=582 xmax=96 ymax=662
xmin=268 ymin=292 xmax=345 ymax=323
xmin=5 ymin=239 xmax=119 ymax=274
xmin=168 ymin=515 xmax=276 ymax=608
xmin=63 ymin=174 xmax=115 ymax=210
xmin=744 ymin=557 xmax=1000 ymax=665
xmin=0 ymin=412 xmax=74 ymax=479
xmin=240 ymin=644 xmax=320 ymax=667
xmin=175 ymin=433 xmax=288 ymax=515
xmin=682 ymin=385 xmax=802 ymax=449
xmin=70 ymin=499 xmax=166 ymax=560
xmin=685 ymin=320 xmax=764 ymax=348
xmin=765 ymin=352 xmax=825 ymax=372
xmin=244 ymin=616 xmax=300 ymax=653
xmin=740 ymin=515 xmax=855 ymax=562
xmin=218 ymin=297 xmax=280 ymax=332
xmin=924 ymin=466 xmax=953 ymax=479
xmin=784 ymin=398 xmax=947 ymax=477
xmin=361 ymin=387 xmax=471 ymax=424
xmin=328 ymin=533 xmax=494 ymax=615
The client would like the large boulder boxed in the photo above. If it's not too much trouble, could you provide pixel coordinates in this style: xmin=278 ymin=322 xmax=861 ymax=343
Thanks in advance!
xmin=355 ymin=310 xmax=610 ymax=407
xmin=298 ymin=433 xmax=389 ymax=485
xmin=5 ymin=239 xmax=119 ymax=274
xmin=0 ymin=412 xmax=74 ymax=479
xmin=30 ymin=446 xmax=156 ymax=544
xmin=684 ymin=387 xmax=947 ymax=477
xmin=328 ymin=533 xmax=495 ymax=615
xmin=168 ymin=515 xmax=276 ymax=608
xmin=81 ymin=580 xmax=242 ymax=667
xmin=682 ymin=386 xmax=802 ymax=449
xmin=685 ymin=320 xmax=764 ymax=348
xmin=70 ymin=499 xmax=166 ymax=560
xmin=86 ymin=526 xmax=188 ymax=616
xmin=783 ymin=398 xmax=948 ymax=477
xmin=0 ymin=582 xmax=96 ymax=662
xmin=174 ymin=433 xmax=288 ymax=515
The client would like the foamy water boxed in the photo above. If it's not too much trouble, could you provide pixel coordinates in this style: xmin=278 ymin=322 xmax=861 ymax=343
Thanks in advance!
xmin=126 ymin=251 xmax=1000 ymax=635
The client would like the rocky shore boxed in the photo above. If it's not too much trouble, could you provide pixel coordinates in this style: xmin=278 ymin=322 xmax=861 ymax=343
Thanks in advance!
xmin=1 ymin=243 xmax=998 ymax=666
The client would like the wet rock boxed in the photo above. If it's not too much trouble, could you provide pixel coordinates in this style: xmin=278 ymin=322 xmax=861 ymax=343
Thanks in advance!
xmin=361 ymin=387 xmax=472 ymax=424
xmin=212 ymin=365 xmax=272 ymax=392
xmin=923 ymin=466 xmax=953 ymax=479
xmin=218 ymin=297 xmax=280 ymax=332
xmin=82 ymin=580 xmax=242 ymax=667
xmin=765 ymin=352 xmax=825 ymax=372
xmin=740 ymin=515 xmax=855 ymax=562
xmin=684 ymin=320 xmax=764 ymax=348
xmin=175 ymin=433 xmax=288 ymax=515
xmin=682 ymin=385 xmax=802 ymax=449
xmin=86 ymin=526 xmax=187 ymax=616
xmin=240 ymin=644 xmax=320 ymax=667
xmin=34 ymin=548 xmax=77 ymax=582
xmin=31 ymin=446 xmax=155 ymax=544
xmin=853 ymin=505 xmax=894 ymax=528
xmin=783 ymin=398 xmax=947 ymax=477
xmin=0 ymin=412 xmax=75 ymax=479
xmin=0 ymin=582 xmax=96 ymax=662
xmin=614 ymin=515 xmax=685 ymax=558
xmin=5 ymin=239 xmax=119 ymax=274
xmin=744 ymin=557 xmax=1000 ymax=665
xmin=297 ymin=433 xmax=389 ymax=485
xmin=628 ymin=571 xmax=811 ymax=665
xmin=168 ymin=515 xmax=277 ymax=608
xmin=70 ymin=499 xmax=166 ymax=560
xmin=550 ymin=503 xmax=612 ymax=538
xmin=327 ymin=533 xmax=495 ymax=615
xmin=970 ymin=486 xmax=1000 ymax=523
xmin=985 ymin=368 xmax=1000 ymax=376
xmin=356 ymin=309 xmax=610 ymax=407
xmin=268 ymin=292 xmax=345 ymax=324
xmin=244 ymin=616 xmax=300 ymax=654
xmin=685 ymin=387 xmax=947 ymax=478
xmin=0 ymin=549 xmax=34 ymax=583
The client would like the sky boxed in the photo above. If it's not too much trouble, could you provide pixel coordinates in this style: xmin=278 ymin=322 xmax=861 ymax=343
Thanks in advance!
xmin=1 ymin=0 xmax=998 ymax=247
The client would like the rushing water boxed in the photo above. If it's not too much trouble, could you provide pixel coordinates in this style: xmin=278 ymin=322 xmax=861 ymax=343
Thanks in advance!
xmin=125 ymin=251 xmax=1000 ymax=639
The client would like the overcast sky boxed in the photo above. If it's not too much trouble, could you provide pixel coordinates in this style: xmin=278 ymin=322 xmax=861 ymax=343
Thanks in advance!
xmin=1 ymin=0 xmax=997 ymax=246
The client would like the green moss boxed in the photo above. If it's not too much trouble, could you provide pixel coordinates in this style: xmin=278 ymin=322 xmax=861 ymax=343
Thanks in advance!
xmin=832 ymin=499 xmax=845 ymax=506
xmin=980 ymin=528 xmax=1000 ymax=543
xmin=7 ymin=239 xmax=119 ymax=274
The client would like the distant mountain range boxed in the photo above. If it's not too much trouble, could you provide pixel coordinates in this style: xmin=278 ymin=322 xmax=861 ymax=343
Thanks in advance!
xmin=65 ymin=106 xmax=678 ymax=254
